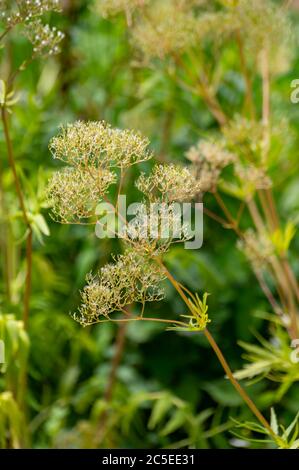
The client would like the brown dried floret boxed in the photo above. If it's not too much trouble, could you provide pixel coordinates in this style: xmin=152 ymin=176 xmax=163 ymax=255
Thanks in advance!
xmin=136 ymin=163 xmax=201 ymax=202
xmin=75 ymin=250 xmax=166 ymax=325
xmin=131 ymin=0 xmax=199 ymax=60
xmin=0 ymin=0 xmax=62 ymax=27
xmin=49 ymin=121 xmax=152 ymax=169
xmin=47 ymin=166 xmax=116 ymax=223
xmin=186 ymin=140 xmax=235 ymax=193
xmin=24 ymin=19 xmax=64 ymax=57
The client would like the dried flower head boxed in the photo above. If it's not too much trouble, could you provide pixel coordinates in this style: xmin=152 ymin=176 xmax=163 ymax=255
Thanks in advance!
xmin=0 ymin=0 xmax=62 ymax=27
xmin=50 ymin=121 xmax=152 ymax=169
xmin=124 ymin=201 xmax=193 ymax=256
xmin=238 ymin=229 xmax=274 ymax=272
xmin=97 ymin=0 xmax=148 ymax=18
xmin=196 ymin=0 xmax=292 ymax=70
xmin=24 ymin=19 xmax=64 ymax=57
xmin=235 ymin=163 xmax=272 ymax=200
xmin=75 ymin=250 xmax=166 ymax=326
xmin=186 ymin=140 xmax=236 ymax=193
xmin=234 ymin=0 xmax=291 ymax=58
xmin=222 ymin=117 xmax=265 ymax=163
xmin=47 ymin=166 xmax=116 ymax=223
xmin=0 ymin=1 xmax=64 ymax=64
xmin=131 ymin=0 xmax=199 ymax=60
xmin=136 ymin=163 xmax=201 ymax=202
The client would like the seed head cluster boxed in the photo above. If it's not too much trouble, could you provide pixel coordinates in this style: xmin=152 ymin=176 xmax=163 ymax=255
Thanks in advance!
xmin=186 ymin=140 xmax=235 ymax=194
xmin=124 ymin=202 xmax=193 ymax=256
xmin=238 ymin=229 xmax=274 ymax=272
xmin=24 ymin=19 xmax=64 ymax=57
xmin=97 ymin=0 xmax=148 ymax=18
xmin=0 ymin=0 xmax=62 ymax=26
xmin=136 ymin=163 xmax=201 ymax=202
xmin=49 ymin=121 xmax=152 ymax=169
xmin=0 ymin=1 xmax=64 ymax=58
xmin=74 ymin=251 xmax=166 ymax=326
xmin=235 ymin=164 xmax=272 ymax=201
xmin=97 ymin=0 xmax=292 ymax=71
xmin=47 ymin=167 xmax=116 ymax=224
xmin=47 ymin=121 xmax=153 ymax=223
xmin=132 ymin=0 xmax=199 ymax=60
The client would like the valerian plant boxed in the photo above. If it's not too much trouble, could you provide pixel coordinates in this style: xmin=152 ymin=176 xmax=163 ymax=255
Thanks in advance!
xmin=90 ymin=0 xmax=299 ymax=447
xmin=48 ymin=119 xmax=285 ymax=448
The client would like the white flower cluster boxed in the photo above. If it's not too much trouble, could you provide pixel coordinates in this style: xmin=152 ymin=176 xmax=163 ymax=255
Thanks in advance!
xmin=0 ymin=0 xmax=62 ymax=27
xmin=24 ymin=20 xmax=64 ymax=57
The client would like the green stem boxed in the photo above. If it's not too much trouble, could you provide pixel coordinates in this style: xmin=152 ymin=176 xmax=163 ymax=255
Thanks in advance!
xmin=1 ymin=106 xmax=32 ymax=328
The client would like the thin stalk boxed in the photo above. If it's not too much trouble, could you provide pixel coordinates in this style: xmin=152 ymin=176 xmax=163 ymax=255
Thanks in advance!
xmin=85 ymin=316 xmax=188 ymax=328
xmin=0 ymin=27 xmax=11 ymax=43
xmin=23 ymin=231 xmax=32 ymax=328
xmin=197 ymin=75 xmax=227 ymax=127
xmin=253 ymin=269 xmax=284 ymax=319
xmin=203 ymin=328 xmax=275 ymax=438
xmin=97 ymin=321 xmax=128 ymax=444
xmin=258 ymin=190 xmax=275 ymax=232
xmin=0 ymin=161 xmax=12 ymax=301
xmin=282 ymin=258 xmax=299 ymax=304
xmin=236 ymin=31 xmax=255 ymax=119
xmin=203 ymin=206 xmax=228 ymax=227
xmin=264 ymin=186 xmax=299 ymax=303
xmin=259 ymin=45 xmax=298 ymax=327
xmin=246 ymin=198 xmax=294 ymax=314
xmin=104 ymin=322 xmax=127 ymax=403
xmin=266 ymin=187 xmax=299 ymax=304
xmin=261 ymin=45 xmax=271 ymax=164
xmin=8 ymin=57 xmax=34 ymax=91
xmin=1 ymin=106 xmax=32 ymax=327
xmin=265 ymin=188 xmax=280 ymax=230
xmin=214 ymin=191 xmax=242 ymax=237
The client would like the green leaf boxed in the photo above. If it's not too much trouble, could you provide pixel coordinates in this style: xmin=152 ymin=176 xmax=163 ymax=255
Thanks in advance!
xmin=160 ymin=410 xmax=186 ymax=436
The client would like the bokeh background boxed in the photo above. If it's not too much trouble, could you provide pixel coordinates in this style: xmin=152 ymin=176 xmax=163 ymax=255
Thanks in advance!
xmin=1 ymin=0 xmax=299 ymax=448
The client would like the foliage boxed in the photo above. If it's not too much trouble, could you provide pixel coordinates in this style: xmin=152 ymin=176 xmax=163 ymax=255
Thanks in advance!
xmin=0 ymin=0 xmax=299 ymax=450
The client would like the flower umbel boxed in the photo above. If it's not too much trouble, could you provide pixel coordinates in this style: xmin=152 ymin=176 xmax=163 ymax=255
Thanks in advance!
xmin=74 ymin=251 xmax=166 ymax=326
xmin=131 ymin=0 xmax=199 ymax=60
xmin=47 ymin=166 xmax=116 ymax=224
xmin=49 ymin=121 xmax=152 ymax=169
xmin=136 ymin=163 xmax=201 ymax=202
xmin=186 ymin=140 xmax=235 ymax=194
xmin=0 ymin=0 xmax=62 ymax=27
xmin=24 ymin=19 xmax=64 ymax=57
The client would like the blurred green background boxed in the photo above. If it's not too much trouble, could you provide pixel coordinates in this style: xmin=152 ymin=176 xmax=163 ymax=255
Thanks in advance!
xmin=1 ymin=0 xmax=299 ymax=448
